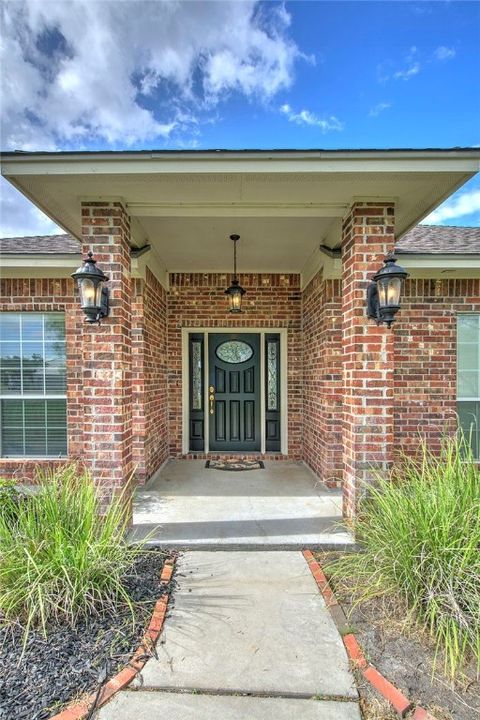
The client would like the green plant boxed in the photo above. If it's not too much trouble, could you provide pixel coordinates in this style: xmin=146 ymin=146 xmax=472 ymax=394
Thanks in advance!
xmin=327 ymin=435 xmax=480 ymax=678
xmin=0 ymin=463 xmax=141 ymax=641
xmin=0 ymin=477 xmax=26 ymax=526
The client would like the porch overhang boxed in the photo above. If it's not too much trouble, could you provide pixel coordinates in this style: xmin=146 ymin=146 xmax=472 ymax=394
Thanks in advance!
xmin=1 ymin=148 xmax=479 ymax=287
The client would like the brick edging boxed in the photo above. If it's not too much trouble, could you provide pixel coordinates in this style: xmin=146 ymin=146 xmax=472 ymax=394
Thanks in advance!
xmin=49 ymin=555 xmax=177 ymax=720
xmin=303 ymin=550 xmax=437 ymax=720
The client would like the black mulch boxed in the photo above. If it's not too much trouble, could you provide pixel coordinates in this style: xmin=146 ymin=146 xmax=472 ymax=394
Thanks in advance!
xmin=0 ymin=550 xmax=172 ymax=720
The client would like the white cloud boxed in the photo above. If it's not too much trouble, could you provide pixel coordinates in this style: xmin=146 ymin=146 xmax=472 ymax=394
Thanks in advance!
xmin=369 ymin=102 xmax=391 ymax=117
xmin=0 ymin=179 xmax=63 ymax=237
xmin=1 ymin=0 xmax=305 ymax=236
xmin=279 ymin=103 xmax=344 ymax=132
xmin=379 ymin=44 xmax=456 ymax=85
xmin=393 ymin=62 xmax=420 ymax=81
xmin=434 ymin=46 xmax=456 ymax=61
xmin=378 ymin=46 xmax=421 ymax=83
xmin=422 ymin=189 xmax=480 ymax=224
xmin=0 ymin=0 xmax=301 ymax=150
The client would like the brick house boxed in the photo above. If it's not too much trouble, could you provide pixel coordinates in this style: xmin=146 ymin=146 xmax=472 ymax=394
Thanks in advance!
xmin=0 ymin=148 xmax=479 ymax=518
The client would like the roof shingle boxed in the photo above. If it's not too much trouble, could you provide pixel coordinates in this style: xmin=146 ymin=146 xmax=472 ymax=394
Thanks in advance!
xmin=396 ymin=225 xmax=480 ymax=254
xmin=0 ymin=225 xmax=479 ymax=257
xmin=0 ymin=234 xmax=80 ymax=254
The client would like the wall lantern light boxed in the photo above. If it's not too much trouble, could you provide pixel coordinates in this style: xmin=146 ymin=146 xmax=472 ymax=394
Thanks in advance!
xmin=367 ymin=253 xmax=409 ymax=328
xmin=225 ymin=234 xmax=246 ymax=313
xmin=71 ymin=251 xmax=109 ymax=324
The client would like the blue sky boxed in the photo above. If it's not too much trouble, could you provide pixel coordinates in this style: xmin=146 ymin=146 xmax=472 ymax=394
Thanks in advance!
xmin=1 ymin=0 xmax=479 ymax=236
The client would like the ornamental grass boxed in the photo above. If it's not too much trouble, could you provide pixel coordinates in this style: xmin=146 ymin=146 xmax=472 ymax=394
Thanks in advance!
xmin=0 ymin=463 xmax=141 ymax=641
xmin=327 ymin=435 xmax=480 ymax=679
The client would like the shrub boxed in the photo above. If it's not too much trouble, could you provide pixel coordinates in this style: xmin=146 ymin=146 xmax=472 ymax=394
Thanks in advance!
xmin=327 ymin=436 xmax=480 ymax=678
xmin=0 ymin=477 xmax=27 ymax=526
xmin=0 ymin=463 xmax=140 ymax=640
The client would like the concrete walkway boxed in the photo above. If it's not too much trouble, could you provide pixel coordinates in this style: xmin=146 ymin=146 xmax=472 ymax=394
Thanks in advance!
xmin=131 ymin=460 xmax=354 ymax=549
xmin=97 ymin=551 xmax=361 ymax=719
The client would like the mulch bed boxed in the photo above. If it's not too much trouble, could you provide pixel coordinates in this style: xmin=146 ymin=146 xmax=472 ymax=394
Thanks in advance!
xmin=0 ymin=550 xmax=171 ymax=720
xmin=316 ymin=552 xmax=480 ymax=720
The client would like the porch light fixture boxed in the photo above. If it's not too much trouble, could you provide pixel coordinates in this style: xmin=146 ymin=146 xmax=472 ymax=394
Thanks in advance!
xmin=367 ymin=253 xmax=409 ymax=328
xmin=225 ymin=234 xmax=245 ymax=313
xmin=71 ymin=251 xmax=109 ymax=324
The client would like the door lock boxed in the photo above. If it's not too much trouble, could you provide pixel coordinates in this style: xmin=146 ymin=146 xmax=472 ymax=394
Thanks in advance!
xmin=209 ymin=388 xmax=215 ymax=414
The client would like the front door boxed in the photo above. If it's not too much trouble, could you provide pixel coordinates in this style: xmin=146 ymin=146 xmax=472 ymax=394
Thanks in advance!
xmin=208 ymin=333 xmax=261 ymax=451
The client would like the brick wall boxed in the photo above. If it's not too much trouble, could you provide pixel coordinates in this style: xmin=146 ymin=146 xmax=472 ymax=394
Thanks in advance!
xmin=341 ymin=202 xmax=396 ymax=518
xmin=302 ymin=270 xmax=343 ymax=486
xmin=0 ymin=277 xmax=84 ymax=481
xmin=81 ymin=202 xmax=134 ymax=504
xmin=2 ymin=254 xmax=478 ymax=510
xmin=132 ymin=268 xmax=169 ymax=483
xmin=394 ymin=277 xmax=480 ymax=456
xmin=167 ymin=272 xmax=303 ymax=458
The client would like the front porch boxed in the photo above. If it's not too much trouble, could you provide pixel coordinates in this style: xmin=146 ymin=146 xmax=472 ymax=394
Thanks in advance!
xmin=131 ymin=459 xmax=353 ymax=549
xmin=1 ymin=148 xmax=479 ymax=519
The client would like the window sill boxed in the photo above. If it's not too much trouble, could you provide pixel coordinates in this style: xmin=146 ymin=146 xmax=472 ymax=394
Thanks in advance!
xmin=0 ymin=456 xmax=68 ymax=461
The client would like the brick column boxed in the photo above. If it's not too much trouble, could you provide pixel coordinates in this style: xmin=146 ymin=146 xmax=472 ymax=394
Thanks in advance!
xmin=81 ymin=201 xmax=133 ymax=507
xmin=341 ymin=201 xmax=396 ymax=519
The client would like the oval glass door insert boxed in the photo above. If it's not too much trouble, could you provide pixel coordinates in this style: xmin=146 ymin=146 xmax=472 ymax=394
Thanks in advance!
xmin=216 ymin=340 xmax=253 ymax=364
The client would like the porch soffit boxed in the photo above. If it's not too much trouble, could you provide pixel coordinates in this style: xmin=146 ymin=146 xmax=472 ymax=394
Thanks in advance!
xmin=1 ymin=150 xmax=479 ymax=286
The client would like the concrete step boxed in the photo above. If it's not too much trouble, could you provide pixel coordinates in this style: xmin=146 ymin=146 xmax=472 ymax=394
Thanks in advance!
xmin=129 ymin=523 xmax=356 ymax=550
xmin=96 ymin=690 xmax=362 ymax=719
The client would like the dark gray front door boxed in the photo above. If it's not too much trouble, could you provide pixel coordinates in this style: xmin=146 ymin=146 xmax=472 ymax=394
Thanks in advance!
xmin=208 ymin=333 xmax=260 ymax=452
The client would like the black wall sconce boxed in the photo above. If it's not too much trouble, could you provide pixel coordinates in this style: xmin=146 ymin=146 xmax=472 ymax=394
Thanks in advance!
xmin=225 ymin=234 xmax=246 ymax=313
xmin=367 ymin=253 xmax=409 ymax=328
xmin=71 ymin=251 xmax=109 ymax=324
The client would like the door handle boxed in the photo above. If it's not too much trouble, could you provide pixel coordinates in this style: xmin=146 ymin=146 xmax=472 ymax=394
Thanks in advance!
xmin=209 ymin=387 xmax=215 ymax=414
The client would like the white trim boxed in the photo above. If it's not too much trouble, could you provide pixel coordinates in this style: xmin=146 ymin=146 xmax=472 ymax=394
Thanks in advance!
xmin=0 ymin=395 xmax=66 ymax=400
xmin=128 ymin=202 xmax=348 ymax=218
xmin=3 ymin=149 xmax=480 ymax=175
xmin=0 ymin=255 xmax=80 ymax=266
xmin=131 ymin=248 xmax=169 ymax=289
xmin=2 ymin=251 xmax=479 ymax=284
xmin=203 ymin=336 xmax=209 ymax=454
xmin=400 ymin=255 xmax=480 ymax=269
xmin=260 ymin=333 xmax=266 ymax=455
xmin=181 ymin=329 xmax=189 ymax=455
xmin=181 ymin=326 xmax=288 ymax=455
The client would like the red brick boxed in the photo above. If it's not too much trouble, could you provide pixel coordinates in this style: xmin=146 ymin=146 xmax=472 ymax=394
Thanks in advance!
xmin=2 ymin=212 xmax=478 ymax=522
xmin=363 ymin=665 xmax=413 ymax=716
xmin=343 ymin=633 xmax=368 ymax=669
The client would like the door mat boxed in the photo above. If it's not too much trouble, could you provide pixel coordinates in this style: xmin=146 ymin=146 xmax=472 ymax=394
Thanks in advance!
xmin=205 ymin=459 xmax=265 ymax=471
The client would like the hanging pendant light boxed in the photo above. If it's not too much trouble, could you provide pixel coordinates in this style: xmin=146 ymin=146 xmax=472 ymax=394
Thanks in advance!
xmin=225 ymin=234 xmax=246 ymax=313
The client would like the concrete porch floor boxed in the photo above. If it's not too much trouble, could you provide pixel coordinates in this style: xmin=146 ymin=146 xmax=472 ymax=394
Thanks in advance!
xmin=130 ymin=460 xmax=354 ymax=549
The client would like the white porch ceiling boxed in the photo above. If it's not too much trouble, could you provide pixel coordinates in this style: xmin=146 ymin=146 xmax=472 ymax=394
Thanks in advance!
xmin=138 ymin=215 xmax=335 ymax=274
xmin=1 ymin=149 xmax=479 ymax=281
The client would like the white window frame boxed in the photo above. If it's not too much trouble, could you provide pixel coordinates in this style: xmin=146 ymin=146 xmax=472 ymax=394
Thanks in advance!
xmin=457 ymin=313 xmax=480 ymax=460
xmin=0 ymin=312 xmax=68 ymax=459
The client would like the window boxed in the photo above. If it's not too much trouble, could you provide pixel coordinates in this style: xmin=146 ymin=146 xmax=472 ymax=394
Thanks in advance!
xmin=215 ymin=340 xmax=253 ymax=364
xmin=0 ymin=313 xmax=67 ymax=457
xmin=457 ymin=315 xmax=480 ymax=459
